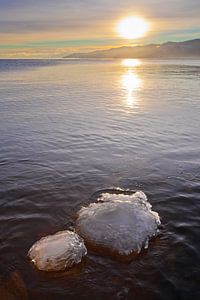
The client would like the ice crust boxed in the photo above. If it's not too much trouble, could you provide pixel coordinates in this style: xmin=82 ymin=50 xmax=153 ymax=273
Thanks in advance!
xmin=28 ymin=191 xmax=161 ymax=270
xmin=28 ymin=230 xmax=87 ymax=272
xmin=76 ymin=191 xmax=160 ymax=257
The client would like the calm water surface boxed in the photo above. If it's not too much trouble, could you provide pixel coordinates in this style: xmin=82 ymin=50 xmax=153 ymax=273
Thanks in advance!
xmin=0 ymin=59 xmax=199 ymax=299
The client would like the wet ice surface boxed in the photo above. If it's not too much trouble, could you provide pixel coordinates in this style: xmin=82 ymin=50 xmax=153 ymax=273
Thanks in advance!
xmin=28 ymin=231 xmax=87 ymax=272
xmin=76 ymin=191 xmax=160 ymax=259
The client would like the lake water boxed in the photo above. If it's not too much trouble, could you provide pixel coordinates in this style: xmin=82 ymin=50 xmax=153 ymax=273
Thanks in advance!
xmin=0 ymin=59 xmax=199 ymax=299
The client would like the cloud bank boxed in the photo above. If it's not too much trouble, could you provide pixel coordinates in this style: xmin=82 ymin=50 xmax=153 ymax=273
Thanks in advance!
xmin=0 ymin=0 xmax=199 ymax=57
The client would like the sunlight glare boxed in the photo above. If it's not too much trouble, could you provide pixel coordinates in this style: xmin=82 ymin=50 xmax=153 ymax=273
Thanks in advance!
xmin=117 ymin=16 xmax=149 ymax=39
xmin=122 ymin=59 xmax=141 ymax=67
xmin=121 ymin=70 xmax=142 ymax=108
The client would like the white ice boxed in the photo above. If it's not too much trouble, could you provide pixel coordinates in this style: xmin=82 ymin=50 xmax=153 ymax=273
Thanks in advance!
xmin=28 ymin=230 xmax=87 ymax=272
xmin=76 ymin=191 xmax=160 ymax=258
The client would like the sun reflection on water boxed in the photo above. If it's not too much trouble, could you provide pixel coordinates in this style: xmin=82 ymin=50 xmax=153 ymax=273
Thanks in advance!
xmin=120 ymin=59 xmax=142 ymax=109
xmin=121 ymin=70 xmax=142 ymax=108
xmin=122 ymin=59 xmax=141 ymax=68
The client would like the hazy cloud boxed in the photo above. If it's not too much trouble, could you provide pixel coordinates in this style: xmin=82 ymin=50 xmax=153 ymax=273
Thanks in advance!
xmin=0 ymin=0 xmax=199 ymax=55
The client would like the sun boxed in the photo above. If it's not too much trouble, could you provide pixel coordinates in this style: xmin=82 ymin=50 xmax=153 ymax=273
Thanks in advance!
xmin=117 ymin=16 xmax=149 ymax=39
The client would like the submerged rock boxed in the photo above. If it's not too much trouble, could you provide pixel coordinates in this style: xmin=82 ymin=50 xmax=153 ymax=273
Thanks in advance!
xmin=0 ymin=271 xmax=28 ymax=300
xmin=28 ymin=230 xmax=87 ymax=272
xmin=76 ymin=191 xmax=160 ymax=260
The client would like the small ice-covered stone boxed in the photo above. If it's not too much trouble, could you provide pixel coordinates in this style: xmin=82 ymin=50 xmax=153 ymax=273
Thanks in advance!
xmin=28 ymin=230 xmax=87 ymax=272
xmin=76 ymin=191 xmax=160 ymax=260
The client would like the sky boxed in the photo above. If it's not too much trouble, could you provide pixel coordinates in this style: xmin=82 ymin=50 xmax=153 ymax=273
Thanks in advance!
xmin=0 ymin=0 xmax=199 ymax=58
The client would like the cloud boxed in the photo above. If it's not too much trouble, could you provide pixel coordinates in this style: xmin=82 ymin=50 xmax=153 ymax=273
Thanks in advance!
xmin=0 ymin=0 xmax=199 ymax=55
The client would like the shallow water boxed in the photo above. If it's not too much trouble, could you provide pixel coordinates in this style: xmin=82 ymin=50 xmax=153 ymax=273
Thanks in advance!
xmin=0 ymin=58 xmax=199 ymax=299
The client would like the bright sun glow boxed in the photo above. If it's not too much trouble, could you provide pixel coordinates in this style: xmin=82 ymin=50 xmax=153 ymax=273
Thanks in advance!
xmin=117 ymin=16 xmax=149 ymax=39
xmin=122 ymin=71 xmax=141 ymax=93
xmin=121 ymin=70 xmax=142 ymax=108
xmin=122 ymin=59 xmax=141 ymax=67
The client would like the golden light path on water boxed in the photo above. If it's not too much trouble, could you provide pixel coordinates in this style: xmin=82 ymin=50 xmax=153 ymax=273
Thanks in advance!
xmin=121 ymin=59 xmax=142 ymax=109
xmin=122 ymin=59 xmax=141 ymax=68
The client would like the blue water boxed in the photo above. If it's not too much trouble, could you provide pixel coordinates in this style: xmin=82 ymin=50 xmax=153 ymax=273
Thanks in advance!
xmin=0 ymin=59 xmax=199 ymax=299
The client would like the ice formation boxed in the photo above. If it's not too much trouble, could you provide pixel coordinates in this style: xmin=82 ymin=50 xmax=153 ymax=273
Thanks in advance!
xmin=76 ymin=191 xmax=160 ymax=259
xmin=28 ymin=230 xmax=87 ymax=271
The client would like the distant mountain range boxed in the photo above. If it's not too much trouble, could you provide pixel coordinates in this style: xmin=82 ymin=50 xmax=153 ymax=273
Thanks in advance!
xmin=65 ymin=39 xmax=200 ymax=59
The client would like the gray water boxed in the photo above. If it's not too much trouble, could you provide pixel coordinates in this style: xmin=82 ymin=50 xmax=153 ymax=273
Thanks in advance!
xmin=0 ymin=58 xmax=199 ymax=300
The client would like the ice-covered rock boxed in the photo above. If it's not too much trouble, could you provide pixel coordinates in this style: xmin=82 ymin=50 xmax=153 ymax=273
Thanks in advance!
xmin=76 ymin=191 xmax=160 ymax=260
xmin=28 ymin=230 xmax=87 ymax=272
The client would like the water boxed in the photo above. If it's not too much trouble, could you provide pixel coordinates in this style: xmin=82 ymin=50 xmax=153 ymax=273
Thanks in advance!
xmin=0 ymin=58 xmax=199 ymax=299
